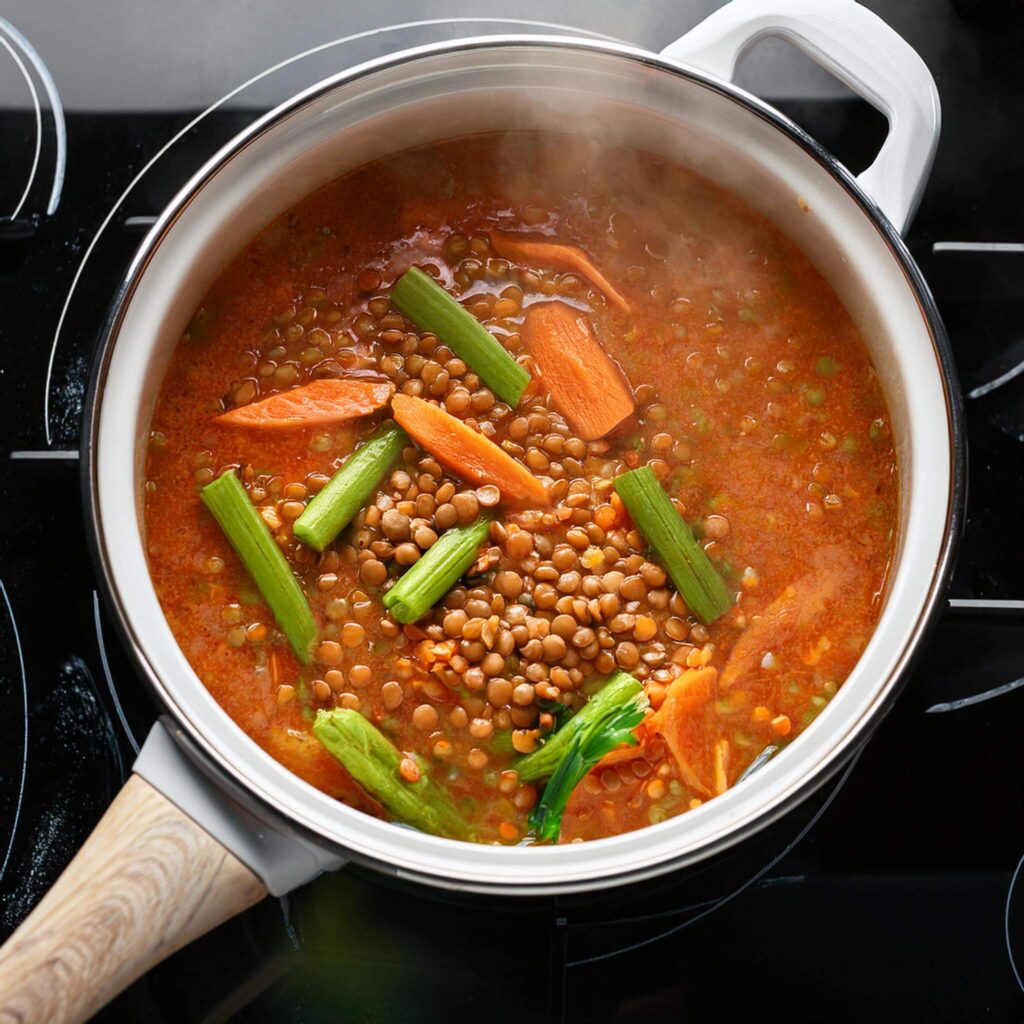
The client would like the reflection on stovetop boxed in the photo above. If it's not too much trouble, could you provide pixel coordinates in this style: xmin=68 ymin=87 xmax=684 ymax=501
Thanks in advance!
xmin=924 ymin=244 xmax=1024 ymax=600
xmin=0 ymin=17 xmax=66 ymax=242
xmin=2 ymin=3 xmax=1024 ymax=1021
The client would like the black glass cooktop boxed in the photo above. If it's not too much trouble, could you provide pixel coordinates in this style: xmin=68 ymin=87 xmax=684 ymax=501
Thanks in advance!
xmin=1 ymin=2 xmax=1023 ymax=1020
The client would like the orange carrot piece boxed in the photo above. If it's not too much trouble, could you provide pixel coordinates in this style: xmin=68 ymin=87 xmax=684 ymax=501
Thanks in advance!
xmin=712 ymin=738 xmax=731 ymax=796
xmin=648 ymin=667 xmax=718 ymax=798
xmin=391 ymin=394 xmax=549 ymax=505
xmin=591 ymin=741 xmax=649 ymax=772
xmin=521 ymin=302 xmax=635 ymax=441
xmin=215 ymin=378 xmax=393 ymax=430
xmin=720 ymin=544 xmax=855 ymax=689
xmin=490 ymin=230 xmax=631 ymax=313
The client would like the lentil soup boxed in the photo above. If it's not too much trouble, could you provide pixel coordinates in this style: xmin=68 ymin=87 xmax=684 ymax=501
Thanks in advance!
xmin=144 ymin=131 xmax=897 ymax=846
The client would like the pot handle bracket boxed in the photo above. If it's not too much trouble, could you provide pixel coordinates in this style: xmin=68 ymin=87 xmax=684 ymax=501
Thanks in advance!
xmin=133 ymin=718 xmax=347 ymax=895
xmin=661 ymin=0 xmax=940 ymax=235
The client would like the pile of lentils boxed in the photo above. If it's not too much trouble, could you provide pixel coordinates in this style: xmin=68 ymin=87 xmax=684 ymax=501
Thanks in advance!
xmin=210 ymin=234 xmax=724 ymax=805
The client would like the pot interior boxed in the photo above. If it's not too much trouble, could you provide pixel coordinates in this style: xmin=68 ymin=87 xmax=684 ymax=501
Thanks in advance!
xmin=95 ymin=38 xmax=954 ymax=893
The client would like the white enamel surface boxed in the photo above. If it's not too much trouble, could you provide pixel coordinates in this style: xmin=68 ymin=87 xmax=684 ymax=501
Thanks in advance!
xmin=96 ymin=38 xmax=954 ymax=894
xmin=134 ymin=720 xmax=345 ymax=895
xmin=661 ymin=0 xmax=941 ymax=235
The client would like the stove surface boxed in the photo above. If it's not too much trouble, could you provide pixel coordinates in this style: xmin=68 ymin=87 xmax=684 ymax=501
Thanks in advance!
xmin=1 ymin=2 xmax=1023 ymax=1021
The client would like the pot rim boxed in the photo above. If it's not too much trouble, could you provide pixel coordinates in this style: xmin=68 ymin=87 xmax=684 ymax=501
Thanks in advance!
xmin=81 ymin=32 xmax=965 ymax=894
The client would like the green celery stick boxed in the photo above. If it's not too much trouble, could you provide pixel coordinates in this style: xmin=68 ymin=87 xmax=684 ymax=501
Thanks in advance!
xmin=614 ymin=466 xmax=731 ymax=624
xmin=515 ymin=671 xmax=643 ymax=784
xmin=528 ymin=687 xmax=648 ymax=843
xmin=392 ymin=267 xmax=530 ymax=407
xmin=382 ymin=516 xmax=491 ymax=624
xmin=201 ymin=471 xmax=317 ymax=662
xmin=313 ymin=708 xmax=469 ymax=839
xmin=294 ymin=423 xmax=407 ymax=552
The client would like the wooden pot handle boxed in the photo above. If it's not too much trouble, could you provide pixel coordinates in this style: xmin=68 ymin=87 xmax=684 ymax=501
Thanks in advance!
xmin=0 ymin=773 xmax=268 ymax=1024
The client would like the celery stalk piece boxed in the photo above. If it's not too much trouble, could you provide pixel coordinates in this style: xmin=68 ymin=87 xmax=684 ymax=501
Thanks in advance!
xmin=392 ymin=267 xmax=530 ymax=407
xmin=313 ymin=708 xmax=470 ymax=839
xmin=201 ymin=471 xmax=317 ymax=662
xmin=294 ymin=423 xmax=407 ymax=552
xmin=614 ymin=466 xmax=731 ymax=624
xmin=382 ymin=516 xmax=491 ymax=624
xmin=528 ymin=686 xmax=648 ymax=843
xmin=515 ymin=670 xmax=643 ymax=784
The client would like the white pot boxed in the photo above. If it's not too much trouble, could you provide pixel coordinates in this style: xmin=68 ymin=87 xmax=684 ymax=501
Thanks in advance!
xmin=86 ymin=0 xmax=962 ymax=898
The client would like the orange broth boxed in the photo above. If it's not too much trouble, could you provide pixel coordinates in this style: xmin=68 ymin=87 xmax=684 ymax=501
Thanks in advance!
xmin=144 ymin=132 xmax=896 ymax=844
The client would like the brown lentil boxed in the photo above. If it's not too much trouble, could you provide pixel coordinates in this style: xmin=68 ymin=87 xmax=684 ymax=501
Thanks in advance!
xmin=452 ymin=491 xmax=479 ymax=523
xmin=494 ymin=571 xmax=524 ymax=599
xmin=394 ymin=543 xmax=420 ymax=566
xmin=487 ymin=679 xmax=513 ymax=705
xmin=541 ymin=634 xmax=567 ymax=661
xmin=381 ymin=681 xmax=403 ymax=710
xmin=477 ymin=484 xmax=501 ymax=507
xmin=620 ymin=575 xmax=646 ymax=601
xmin=615 ymin=642 xmax=640 ymax=669
xmin=469 ymin=718 xmax=494 ymax=740
xmin=360 ymin=559 xmax=388 ymax=586
xmin=412 ymin=704 xmax=439 ymax=731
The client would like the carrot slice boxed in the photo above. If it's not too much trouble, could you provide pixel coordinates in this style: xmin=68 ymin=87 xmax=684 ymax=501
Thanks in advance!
xmin=521 ymin=302 xmax=635 ymax=441
xmin=391 ymin=394 xmax=549 ymax=505
xmin=490 ymin=230 xmax=631 ymax=313
xmin=720 ymin=544 xmax=855 ymax=690
xmin=215 ymin=378 xmax=393 ymax=430
xmin=648 ymin=667 xmax=717 ymax=797
xmin=590 ymin=739 xmax=649 ymax=771
xmin=712 ymin=738 xmax=731 ymax=796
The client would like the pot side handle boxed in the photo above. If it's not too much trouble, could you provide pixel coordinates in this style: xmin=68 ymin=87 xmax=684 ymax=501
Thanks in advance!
xmin=660 ymin=0 xmax=940 ymax=235
xmin=0 ymin=773 xmax=267 ymax=1024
